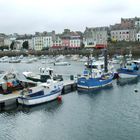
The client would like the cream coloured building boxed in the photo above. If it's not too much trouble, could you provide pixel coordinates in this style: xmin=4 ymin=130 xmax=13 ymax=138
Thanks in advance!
xmin=32 ymin=36 xmax=44 ymax=50
xmin=111 ymin=29 xmax=136 ymax=41
xmin=33 ymin=31 xmax=55 ymax=50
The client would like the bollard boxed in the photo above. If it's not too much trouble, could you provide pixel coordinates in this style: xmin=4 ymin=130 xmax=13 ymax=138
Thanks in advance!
xmin=70 ymin=75 xmax=74 ymax=80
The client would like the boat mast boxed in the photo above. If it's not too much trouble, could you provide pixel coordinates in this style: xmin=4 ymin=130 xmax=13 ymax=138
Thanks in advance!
xmin=104 ymin=49 xmax=108 ymax=73
xmin=87 ymin=54 xmax=92 ymax=78
xmin=89 ymin=53 xmax=93 ymax=78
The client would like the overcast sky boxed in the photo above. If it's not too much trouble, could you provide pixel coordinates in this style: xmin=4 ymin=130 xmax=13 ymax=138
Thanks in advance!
xmin=0 ymin=0 xmax=139 ymax=34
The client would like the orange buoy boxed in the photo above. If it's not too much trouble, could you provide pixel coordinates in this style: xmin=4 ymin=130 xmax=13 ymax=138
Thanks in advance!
xmin=7 ymin=82 xmax=13 ymax=87
xmin=57 ymin=96 xmax=62 ymax=102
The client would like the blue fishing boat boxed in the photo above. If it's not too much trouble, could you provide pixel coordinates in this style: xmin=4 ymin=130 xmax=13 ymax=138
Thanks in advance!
xmin=117 ymin=60 xmax=140 ymax=78
xmin=77 ymin=69 xmax=114 ymax=89
xmin=77 ymin=49 xmax=114 ymax=90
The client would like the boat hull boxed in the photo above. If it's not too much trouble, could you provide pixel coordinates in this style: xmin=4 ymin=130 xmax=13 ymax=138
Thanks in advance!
xmin=77 ymin=76 xmax=113 ymax=89
xmin=118 ymin=73 xmax=138 ymax=78
xmin=18 ymin=90 xmax=61 ymax=106
xmin=118 ymin=68 xmax=140 ymax=79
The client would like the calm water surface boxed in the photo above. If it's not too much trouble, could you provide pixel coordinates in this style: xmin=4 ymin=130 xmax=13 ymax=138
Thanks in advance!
xmin=0 ymin=59 xmax=140 ymax=140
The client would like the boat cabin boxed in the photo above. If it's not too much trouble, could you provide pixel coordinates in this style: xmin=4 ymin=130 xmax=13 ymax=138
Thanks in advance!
xmin=124 ymin=60 xmax=140 ymax=71
xmin=85 ymin=60 xmax=104 ymax=69
xmin=39 ymin=67 xmax=53 ymax=76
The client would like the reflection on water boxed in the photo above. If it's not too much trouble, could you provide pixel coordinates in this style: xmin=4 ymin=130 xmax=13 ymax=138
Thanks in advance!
xmin=1 ymin=100 xmax=63 ymax=115
xmin=117 ymin=77 xmax=139 ymax=86
xmin=1 ymin=61 xmax=140 ymax=140
xmin=17 ymin=100 xmax=63 ymax=114
xmin=0 ymin=100 xmax=63 ymax=140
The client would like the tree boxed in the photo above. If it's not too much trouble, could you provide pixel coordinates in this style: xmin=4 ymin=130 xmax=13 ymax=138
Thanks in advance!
xmin=0 ymin=45 xmax=9 ymax=51
xmin=42 ymin=47 xmax=49 ymax=51
xmin=80 ymin=42 xmax=85 ymax=49
xmin=107 ymin=37 xmax=112 ymax=43
xmin=22 ymin=41 xmax=29 ymax=50
xmin=10 ymin=41 xmax=15 ymax=50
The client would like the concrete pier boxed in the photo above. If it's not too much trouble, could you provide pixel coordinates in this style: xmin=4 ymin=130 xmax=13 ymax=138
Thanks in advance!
xmin=62 ymin=80 xmax=77 ymax=94
xmin=0 ymin=91 xmax=20 ymax=111
xmin=0 ymin=80 xmax=77 ymax=111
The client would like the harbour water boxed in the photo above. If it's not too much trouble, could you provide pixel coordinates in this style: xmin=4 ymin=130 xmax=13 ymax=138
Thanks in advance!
xmin=0 ymin=58 xmax=140 ymax=140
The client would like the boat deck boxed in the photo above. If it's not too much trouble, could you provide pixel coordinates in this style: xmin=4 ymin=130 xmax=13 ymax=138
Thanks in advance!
xmin=0 ymin=80 xmax=77 ymax=104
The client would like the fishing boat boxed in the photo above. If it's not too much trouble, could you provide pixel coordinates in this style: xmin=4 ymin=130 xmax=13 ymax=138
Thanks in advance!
xmin=23 ymin=67 xmax=63 ymax=82
xmin=77 ymin=69 xmax=114 ymax=89
xmin=77 ymin=49 xmax=114 ymax=90
xmin=9 ymin=57 xmax=21 ymax=63
xmin=0 ymin=71 xmax=36 ymax=94
xmin=84 ymin=60 xmax=117 ymax=79
xmin=117 ymin=60 xmax=140 ymax=78
xmin=53 ymin=61 xmax=70 ymax=66
xmin=0 ymin=56 xmax=9 ymax=63
xmin=17 ymin=80 xmax=63 ymax=106
xmin=85 ymin=60 xmax=114 ymax=71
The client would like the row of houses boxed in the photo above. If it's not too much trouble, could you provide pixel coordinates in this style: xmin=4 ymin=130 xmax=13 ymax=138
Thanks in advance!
xmin=84 ymin=17 xmax=140 ymax=48
xmin=0 ymin=17 xmax=140 ymax=51
xmin=0 ymin=29 xmax=83 ymax=50
xmin=33 ymin=30 xmax=82 ymax=50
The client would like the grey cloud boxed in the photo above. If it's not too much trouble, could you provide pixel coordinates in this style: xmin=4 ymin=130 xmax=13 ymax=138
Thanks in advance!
xmin=0 ymin=0 xmax=139 ymax=34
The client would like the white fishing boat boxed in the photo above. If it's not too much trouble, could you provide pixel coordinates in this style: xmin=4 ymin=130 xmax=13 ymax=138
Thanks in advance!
xmin=18 ymin=80 xmax=63 ymax=106
xmin=54 ymin=61 xmax=70 ymax=66
xmin=79 ymin=56 xmax=88 ymax=62
xmin=55 ymin=55 xmax=65 ymax=62
xmin=70 ymin=55 xmax=79 ymax=61
xmin=9 ymin=57 xmax=21 ymax=63
xmin=23 ymin=67 xmax=63 ymax=82
xmin=0 ymin=56 xmax=9 ymax=63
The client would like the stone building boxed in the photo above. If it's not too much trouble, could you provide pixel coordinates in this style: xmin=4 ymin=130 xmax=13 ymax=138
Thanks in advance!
xmin=84 ymin=27 xmax=109 ymax=48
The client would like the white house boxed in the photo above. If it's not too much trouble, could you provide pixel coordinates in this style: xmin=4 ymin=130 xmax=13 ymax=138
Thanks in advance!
xmin=4 ymin=37 xmax=12 ymax=49
xmin=70 ymin=35 xmax=81 ymax=48
xmin=136 ymin=32 xmax=140 ymax=41
xmin=43 ymin=36 xmax=53 ymax=48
